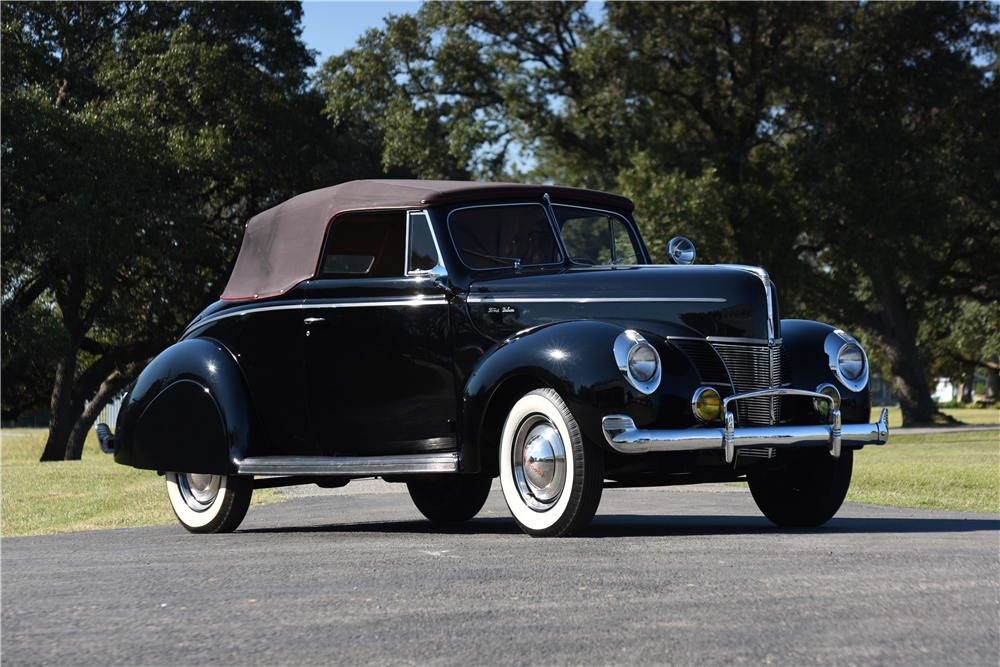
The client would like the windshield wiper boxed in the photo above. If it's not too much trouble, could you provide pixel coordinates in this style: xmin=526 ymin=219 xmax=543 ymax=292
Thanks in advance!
xmin=611 ymin=254 xmax=635 ymax=266
xmin=463 ymin=249 xmax=522 ymax=271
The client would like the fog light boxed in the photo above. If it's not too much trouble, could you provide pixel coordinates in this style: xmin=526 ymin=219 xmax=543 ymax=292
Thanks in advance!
xmin=813 ymin=384 xmax=841 ymax=420
xmin=692 ymin=387 xmax=722 ymax=422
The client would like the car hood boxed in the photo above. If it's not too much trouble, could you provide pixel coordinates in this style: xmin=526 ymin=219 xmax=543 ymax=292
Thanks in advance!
xmin=464 ymin=264 xmax=779 ymax=343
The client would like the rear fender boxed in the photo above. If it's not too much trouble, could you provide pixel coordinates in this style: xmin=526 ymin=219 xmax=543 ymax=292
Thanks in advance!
xmin=113 ymin=338 xmax=258 ymax=475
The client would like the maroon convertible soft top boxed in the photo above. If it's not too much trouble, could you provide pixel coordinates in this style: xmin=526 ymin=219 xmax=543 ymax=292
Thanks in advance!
xmin=221 ymin=179 xmax=634 ymax=301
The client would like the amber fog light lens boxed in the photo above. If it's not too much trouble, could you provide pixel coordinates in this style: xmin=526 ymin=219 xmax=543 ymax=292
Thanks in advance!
xmin=693 ymin=387 xmax=722 ymax=422
xmin=814 ymin=384 xmax=841 ymax=419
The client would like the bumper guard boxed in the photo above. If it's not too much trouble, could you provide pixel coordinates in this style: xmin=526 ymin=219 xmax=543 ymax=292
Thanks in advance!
xmin=602 ymin=389 xmax=889 ymax=464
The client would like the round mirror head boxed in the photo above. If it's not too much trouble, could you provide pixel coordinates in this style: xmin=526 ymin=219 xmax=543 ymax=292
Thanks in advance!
xmin=667 ymin=237 xmax=696 ymax=265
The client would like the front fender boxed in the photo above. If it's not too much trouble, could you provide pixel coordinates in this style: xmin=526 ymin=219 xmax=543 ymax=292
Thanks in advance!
xmin=460 ymin=320 xmax=699 ymax=474
xmin=113 ymin=338 xmax=259 ymax=475
xmin=782 ymin=319 xmax=872 ymax=424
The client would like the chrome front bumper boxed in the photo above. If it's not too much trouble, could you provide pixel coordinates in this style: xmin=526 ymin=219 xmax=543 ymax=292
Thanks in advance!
xmin=602 ymin=389 xmax=889 ymax=464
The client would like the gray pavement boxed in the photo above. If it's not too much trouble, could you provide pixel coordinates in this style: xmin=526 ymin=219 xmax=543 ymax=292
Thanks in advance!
xmin=2 ymin=482 xmax=998 ymax=667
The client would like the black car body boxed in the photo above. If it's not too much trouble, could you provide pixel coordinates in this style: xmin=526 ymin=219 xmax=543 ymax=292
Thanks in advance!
xmin=98 ymin=180 xmax=889 ymax=536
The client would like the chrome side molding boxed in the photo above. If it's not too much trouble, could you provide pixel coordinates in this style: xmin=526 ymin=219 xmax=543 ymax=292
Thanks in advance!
xmin=234 ymin=452 xmax=459 ymax=476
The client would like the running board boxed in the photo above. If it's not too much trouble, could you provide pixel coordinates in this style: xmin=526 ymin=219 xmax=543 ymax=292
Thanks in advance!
xmin=234 ymin=452 xmax=459 ymax=476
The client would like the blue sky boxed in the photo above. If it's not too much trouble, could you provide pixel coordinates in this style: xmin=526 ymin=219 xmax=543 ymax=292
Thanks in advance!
xmin=300 ymin=1 xmax=606 ymax=74
xmin=301 ymin=1 xmax=420 ymax=74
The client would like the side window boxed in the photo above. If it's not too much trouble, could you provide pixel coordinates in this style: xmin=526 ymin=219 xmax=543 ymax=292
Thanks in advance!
xmin=406 ymin=211 xmax=442 ymax=273
xmin=555 ymin=205 xmax=641 ymax=266
xmin=448 ymin=204 xmax=562 ymax=270
xmin=321 ymin=213 xmax=405 ymax=278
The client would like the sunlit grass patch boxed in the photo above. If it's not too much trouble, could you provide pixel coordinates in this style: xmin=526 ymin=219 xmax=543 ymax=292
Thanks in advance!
xmin=1 ymin=429 xmax=281 ymax=537
xmin=874 ymin=406 xmax=1000 ymax=429
xmin=847 ymin=430 xmax=999 ymax=513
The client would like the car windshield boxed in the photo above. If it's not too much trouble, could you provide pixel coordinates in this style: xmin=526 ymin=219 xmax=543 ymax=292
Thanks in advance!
xmin=449 ymin=204 xmax=563 ymax=269
xmin=553 ymin=205 xmax=642 ymax=266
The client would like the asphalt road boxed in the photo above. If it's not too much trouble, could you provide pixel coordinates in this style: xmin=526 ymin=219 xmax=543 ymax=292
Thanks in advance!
xmin=2 ymin=482 xmax=997 ymax=667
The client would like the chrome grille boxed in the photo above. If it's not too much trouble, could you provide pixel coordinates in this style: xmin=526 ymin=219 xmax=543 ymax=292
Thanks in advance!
xmin=710 ymin=343 xmax=790 ymax=426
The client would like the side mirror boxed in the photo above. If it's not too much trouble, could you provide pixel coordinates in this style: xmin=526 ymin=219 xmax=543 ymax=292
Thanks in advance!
xmin=667 ymin=237 xmax=696 ymax=265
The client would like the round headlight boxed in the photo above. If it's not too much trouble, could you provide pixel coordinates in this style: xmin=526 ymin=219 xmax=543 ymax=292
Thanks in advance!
xmin=838 ymin=344 xmax=865 ymax=380
xmin=692 ymin=387 xmax=722 ymax=422
xmin=824 ymin=330 xmax=870 ymax=392
xmin=628 ymin=344 xmax=658 ymax=382
xmin=813 ymin=384 xmax=841 ymax=420
xmin=613 ymin=331 xmax=662 ymax=394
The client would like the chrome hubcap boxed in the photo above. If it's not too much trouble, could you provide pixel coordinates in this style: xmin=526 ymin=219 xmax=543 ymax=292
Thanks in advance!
xmin=177 ymin=474 xmax=221 ymax=512
xmin=512 ymin=415 xmax=566 ymax=511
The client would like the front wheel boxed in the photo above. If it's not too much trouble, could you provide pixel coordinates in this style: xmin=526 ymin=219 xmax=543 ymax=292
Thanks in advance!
xmin=748 ymin=448 xmax=853 ymax=527
xmin=499 ymin=388 xmax=603 ymax=537
xmin=165 ymin=473 xmax=253 ymax=533
xmin=406 ymin=476 xmax=493 ymax=522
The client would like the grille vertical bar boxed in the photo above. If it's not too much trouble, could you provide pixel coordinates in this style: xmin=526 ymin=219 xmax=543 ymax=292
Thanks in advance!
xmin=710 ymin=343 xmax=790 ymax=426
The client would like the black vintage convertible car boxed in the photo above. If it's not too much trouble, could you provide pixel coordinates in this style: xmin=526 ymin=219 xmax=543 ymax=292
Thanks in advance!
xmin=97 ymin=180 xmax=888 ymax=537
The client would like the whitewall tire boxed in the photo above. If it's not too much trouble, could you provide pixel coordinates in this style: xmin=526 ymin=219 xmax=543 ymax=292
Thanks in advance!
xmin=165 ymin=472 xmax=253 ymax=534
xmin=499 ymin=388 xmax=603 ymax=537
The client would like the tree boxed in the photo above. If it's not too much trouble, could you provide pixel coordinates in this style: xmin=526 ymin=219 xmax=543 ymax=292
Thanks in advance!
xmin=1 ymin=1 xmax=338 ymax=459
xmin=318 ymin=1 xmax=997 ymax=425
xmin=791 ymin=1 xmax=999 ymax=424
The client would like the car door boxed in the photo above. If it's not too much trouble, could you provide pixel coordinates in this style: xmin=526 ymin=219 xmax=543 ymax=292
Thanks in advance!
xmin=302 ymin=210 xmax=456 ymax=457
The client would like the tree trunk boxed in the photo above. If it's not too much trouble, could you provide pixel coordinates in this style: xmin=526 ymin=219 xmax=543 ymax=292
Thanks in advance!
xmin=65 ymin=363 xmax=147 ymax=460
xmin=39 ymin=354 xmax=79 ymax=461
xmin=866 ymin=278 xmax=954 ymax=427
xmin=960 ymin=374 xmax=974 ymax=404
xmin=987 ymin=367 xmax=999 ymax=401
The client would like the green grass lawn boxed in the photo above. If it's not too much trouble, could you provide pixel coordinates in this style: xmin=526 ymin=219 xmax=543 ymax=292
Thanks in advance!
xmin=874 ymin=405 xmax=1000 ymax=429
xmin=0 ymin=429 xmax=281 ymax=537
xmin=848 ymin=430 xmax=998 ymax=513
xmin=3 ymin=410 xmax=997 ymax=537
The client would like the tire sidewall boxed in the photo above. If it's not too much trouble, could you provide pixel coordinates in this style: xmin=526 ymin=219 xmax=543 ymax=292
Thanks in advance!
xmin=166 ymin=472 xmax=230 ymax=529
xmin=499 ymin=391 xmax=578 ymax=533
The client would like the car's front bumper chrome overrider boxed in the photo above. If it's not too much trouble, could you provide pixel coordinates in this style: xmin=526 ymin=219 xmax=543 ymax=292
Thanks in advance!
xmin=602 ymin=390 xmax=889 ymax=464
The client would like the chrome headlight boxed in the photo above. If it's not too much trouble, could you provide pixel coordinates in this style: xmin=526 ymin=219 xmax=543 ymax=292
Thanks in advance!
xmin=824 ymin=330 xmax=869 ymax=392
xmin=614 ymin=330 xmax=662 ymax=394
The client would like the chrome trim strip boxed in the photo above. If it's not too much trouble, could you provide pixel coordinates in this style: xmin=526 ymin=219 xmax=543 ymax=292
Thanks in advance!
xmin=667 ymin=336 xmax=781 ymax=345
xmin=706 ymin=336 xmax=781 ymax=345
xmin=467 ymin=296 xmax=727 ymax=304
xmin=235 ymin=453 xmax=459 ymax=476
xmin=191 ymin=296 xmax=448 ymax=331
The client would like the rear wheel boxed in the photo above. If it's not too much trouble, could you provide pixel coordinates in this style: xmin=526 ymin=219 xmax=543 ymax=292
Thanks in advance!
xmin=499 ymin=388 xmax=603 ymax=537
xmin=748 ymin=448 xmax=853 ymax=527
xmin=407 ymin=476 xmax=493 ymax=522
xmin=166 ymin=473 xmax=253 ymax=533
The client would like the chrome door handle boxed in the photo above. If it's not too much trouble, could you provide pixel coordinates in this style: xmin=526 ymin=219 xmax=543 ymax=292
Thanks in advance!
xmin=303 ymin=317 xmax=326 ymax=325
